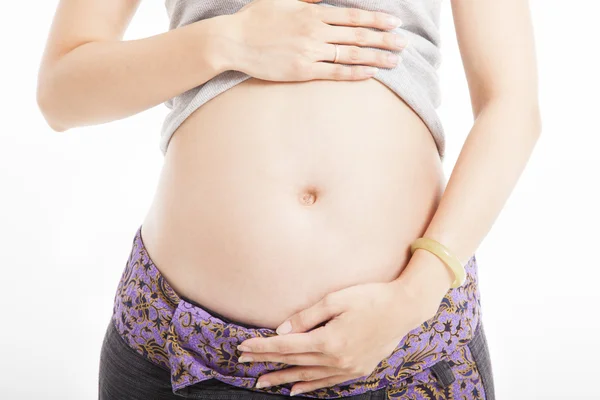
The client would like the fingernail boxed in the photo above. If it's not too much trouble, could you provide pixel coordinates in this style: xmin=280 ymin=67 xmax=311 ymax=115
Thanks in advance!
xmin=237 ymin=345 xmax=251 ymax=352
xmin=365 ymin=67 xmax=378 ymax=76
xmin=255 ymin=380 xmax=271 ymax=389
xmin=276 ymin=320 xmax=292 ymax=335
xmin=388 ymin=53 xmax=399 ymax=65
xmin=290 ymin=388 xmax=304 ymax=396
xmin=238 ymin=355 xmax=253 ymax=362
xmin=387 ymin=16 xmax=402 ymax=28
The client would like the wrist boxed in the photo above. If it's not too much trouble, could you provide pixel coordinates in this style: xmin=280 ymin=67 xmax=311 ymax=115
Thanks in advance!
xmin=391 ymin=249 xmax=455 ymax=319
xmin=202 ymin=13 xmax=246 ymax=74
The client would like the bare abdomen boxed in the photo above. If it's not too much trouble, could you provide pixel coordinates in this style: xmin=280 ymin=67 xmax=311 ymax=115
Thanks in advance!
xmin=141 ymin=77 xmax=445 ymax=329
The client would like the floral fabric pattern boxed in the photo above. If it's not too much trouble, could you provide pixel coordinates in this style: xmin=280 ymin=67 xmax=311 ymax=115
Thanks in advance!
xmin=112 ymin=225 xmax=487 ymax=399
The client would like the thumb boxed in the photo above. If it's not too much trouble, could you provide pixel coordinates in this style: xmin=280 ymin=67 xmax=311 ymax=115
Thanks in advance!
xmin=275 ymin=294 xmax=341 ymax=335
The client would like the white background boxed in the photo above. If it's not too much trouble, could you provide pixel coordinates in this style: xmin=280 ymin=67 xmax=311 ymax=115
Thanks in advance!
xmin=1 ymin=1 xmax=598 ymax=399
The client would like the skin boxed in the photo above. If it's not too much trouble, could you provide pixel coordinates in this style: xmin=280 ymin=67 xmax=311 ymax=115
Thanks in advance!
xmin=36 ymin=0 xmax=406 ymax=129
xmin=239 ymin=0 xmax=542 ymax=394
xmin=37 ymin=0 xmax=541 ymax=396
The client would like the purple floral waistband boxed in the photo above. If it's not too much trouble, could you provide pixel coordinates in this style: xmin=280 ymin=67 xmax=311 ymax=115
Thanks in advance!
xmin=111 ymin=225 xmax=482 ymax=398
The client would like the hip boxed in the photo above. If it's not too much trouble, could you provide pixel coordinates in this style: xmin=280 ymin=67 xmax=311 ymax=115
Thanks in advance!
xmin=102 ymin=226 xmax=492 ymax=399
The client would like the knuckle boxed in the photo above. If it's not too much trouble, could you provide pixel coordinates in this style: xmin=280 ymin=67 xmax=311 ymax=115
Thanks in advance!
xmin=298 ymin=370 xmax=313 ymax=381
xmin=298 ymin=21 xmax=315 ymax=38
xmin=291 ymin=57 xmax=303 ymax=70
xmin=299 ymin=41 xmax=317 ymax=61
xmin=378 ymin=50 xmax=390 ymax=64
xmin=252 ymin=344 xmax=264 ymax=353
xmin=313 ymin=335 xmax=327 ymax=352
xmin=337 ymin=336 xmax=349 ymax=351
xmin=301 ymin=64 xmax=314 ymax=80
xmin=279 ymin=354 xmax=293 ymax=364
xmin=354 ymin=28 xmax=369 ymax=46
xmin=303 ymin=4 xmax=321 ymax=20
xmin=347 ymin=8 xmax=362 ymax=25
xmin=291 ymin=58 xmax=307 ymax=76
xmin=331 ymin=64 xmax=346 ymax=80
xmin=295 ymin=311 xmax=309 ymax=330
xmin=385 ymin=33 xmax=397 ymax=48
xmin=308 ymin=24 xmax=324 ymax=40
xmin=324 ymin=339 xmax=342 ymax=354
xmin=321 ymin=292 xmax=340 ymax=311
xmin=319 ymin=338 xmax=333 ymax=353
xmin=351 ymin=66 xmax=363 ymax=80
xmin=310 ymin=5 xmax=322 ymax=20
xmin=336 ymin=355 xmax=353 ymax=370
xmin=348 ymin=46 xmax=361 ymax=63
xmin=277 ymin=342 xmax=292 ymax=353
xmin=320 ymin=294 xmax=333 ymax=309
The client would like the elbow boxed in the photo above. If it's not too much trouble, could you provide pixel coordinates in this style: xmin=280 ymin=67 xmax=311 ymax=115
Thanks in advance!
xmin=516 ymin=95 xmax=542 ymax=136
xmin=515 ymin=100 xmax=543 ymax=143
xmin=36 ymin=84 xmax=69 ymax=133
xmin=38 ymin=110 xmax=69 ymax=133
xmin=522 ymin=100 xmax=542 ymax=140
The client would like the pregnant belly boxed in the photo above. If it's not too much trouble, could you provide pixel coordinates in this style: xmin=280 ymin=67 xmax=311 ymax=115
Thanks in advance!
xmin=141 ymin=77 xmax=446 ymax=329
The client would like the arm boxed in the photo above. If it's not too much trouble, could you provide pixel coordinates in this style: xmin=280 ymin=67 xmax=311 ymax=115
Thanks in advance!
xmin=37 ymin=0 xmax=406 ymax=132
xmin=227 ymin=4 xmax=541 ymax=394
xmin=393 ymin=0 xmax=542 ymax=313
xmin=36 ymin=0 xmax=232 ymax=131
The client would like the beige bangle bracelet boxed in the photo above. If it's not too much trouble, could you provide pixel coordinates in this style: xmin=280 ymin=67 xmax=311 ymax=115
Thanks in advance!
xmin=410 ymin=237 xmax=467 ymax=289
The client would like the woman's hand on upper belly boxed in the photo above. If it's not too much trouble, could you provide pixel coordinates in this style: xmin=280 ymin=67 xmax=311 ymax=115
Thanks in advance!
xmin=223 ymin=0 xmax=408 ymax=82
xmin=235 ymin=280 xmax=436 ymax=395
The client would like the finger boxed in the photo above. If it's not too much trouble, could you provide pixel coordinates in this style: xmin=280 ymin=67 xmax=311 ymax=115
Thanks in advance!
xmin=238 ymin=330 xmax=324 ymax=353
xmin=239 ymin=351 xmax=337 ymax=367
xmin=276 ymin=294 xmax=343 ymax=334
xmin=305 ymin=62 xmax=376 ymax=81
xmin=316 ymin=43 xmax=400 ymax=69
xmin=290 ymin=374 xmax=356 ymax=396
xmin=324 ymin=24 xmax=409 ymax=51
xmin=255 ymin=366 xmax=339 ymax=389
xmin=317 ymin=6 xmax=403 ymax=31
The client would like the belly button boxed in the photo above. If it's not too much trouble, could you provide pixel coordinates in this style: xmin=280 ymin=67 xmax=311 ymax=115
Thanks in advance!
xmin=299 ymin=189 xmax=318 ymax=206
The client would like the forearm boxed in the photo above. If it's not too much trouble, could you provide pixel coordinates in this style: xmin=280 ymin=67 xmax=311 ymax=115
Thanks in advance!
xmin=393 ymin=98 xmax=542 ymax=315
xmin=37 ymin=15 xmax=233 ymax=131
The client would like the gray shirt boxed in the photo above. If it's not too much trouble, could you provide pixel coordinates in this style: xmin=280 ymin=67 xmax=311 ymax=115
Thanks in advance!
xmin=162 ymin=0 xmax=445 ymax=158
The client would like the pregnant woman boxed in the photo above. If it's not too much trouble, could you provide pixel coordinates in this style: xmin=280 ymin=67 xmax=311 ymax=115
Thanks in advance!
xmin=37 ymin=0 xmax=540 ymax=399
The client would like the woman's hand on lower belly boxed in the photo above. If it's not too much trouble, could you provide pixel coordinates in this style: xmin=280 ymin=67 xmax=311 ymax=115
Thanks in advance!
xmin=235 ymin=280 xmax=436 ymax=396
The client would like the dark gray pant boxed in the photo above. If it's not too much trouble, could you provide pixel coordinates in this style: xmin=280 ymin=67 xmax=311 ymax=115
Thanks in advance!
xmin=99 ymin=318 xmax=495 ymax=399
